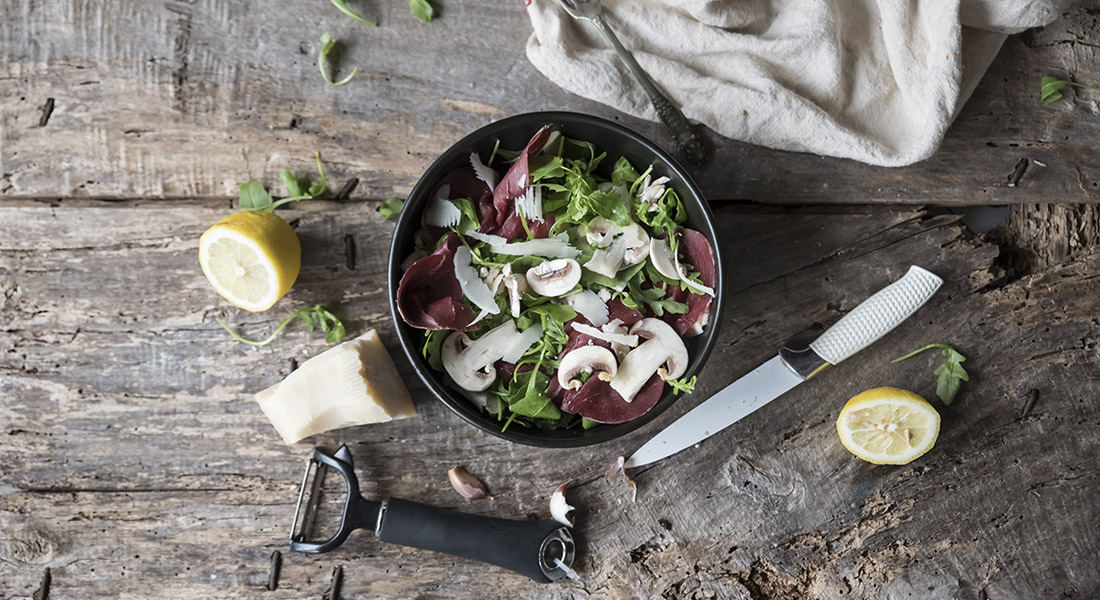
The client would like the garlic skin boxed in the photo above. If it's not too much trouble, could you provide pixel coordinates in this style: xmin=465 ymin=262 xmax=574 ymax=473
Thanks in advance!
xmin=447 ymin=466 xmax=493 ymax=500
xmin=550 ymin=480 xmax=576 ymax=527
xmin=604 ymin=456 xmax=638 ymax=503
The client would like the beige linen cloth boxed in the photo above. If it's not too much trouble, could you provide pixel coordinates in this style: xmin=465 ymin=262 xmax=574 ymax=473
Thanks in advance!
xmin=525 ymin=0 xmax=1069 ymax=166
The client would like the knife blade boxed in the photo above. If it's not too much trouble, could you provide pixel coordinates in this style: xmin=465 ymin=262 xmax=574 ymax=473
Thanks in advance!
xmin=624 ymin=265 xmax=944 ymax=469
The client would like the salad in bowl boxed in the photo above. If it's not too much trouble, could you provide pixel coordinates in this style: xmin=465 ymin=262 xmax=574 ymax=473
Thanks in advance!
xmin=395 ymin=121 xmax=717 ymax=436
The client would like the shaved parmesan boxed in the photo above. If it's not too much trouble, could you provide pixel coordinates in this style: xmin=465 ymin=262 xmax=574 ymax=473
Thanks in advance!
xmin=453 ymin=246 xmax=501 ymax=314
xmin=571 ymin=322 xmax=639 ymax=347
xmin=500 ymin=323 xmax=543 ymax=364
xmin=674 ymin=250 xmax=716 ymax=297
xmin=564 ymin=290 xmax=609 ymax=327
xmin=490 ymin=237 xmax=579 ymax=259
xmin=515 ymin=186 xmax=544 ymax=223
xmin=424 ymin=184 xmax=460 ymax=228
xmin=470 ymin=152 xmax=498 ymax=191
xmin=465 ymin=231 xmax=509 ymax=246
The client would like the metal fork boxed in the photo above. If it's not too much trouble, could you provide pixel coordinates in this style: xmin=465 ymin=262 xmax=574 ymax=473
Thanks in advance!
xmin=556 ymin=0 xmax=710 ymax=166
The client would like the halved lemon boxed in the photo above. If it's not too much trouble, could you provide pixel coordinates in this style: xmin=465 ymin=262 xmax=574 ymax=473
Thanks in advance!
xmin=199 ymin=211 xmax=300 ymax=312
xmin=837 ymin=387 xmax=940 ymax=465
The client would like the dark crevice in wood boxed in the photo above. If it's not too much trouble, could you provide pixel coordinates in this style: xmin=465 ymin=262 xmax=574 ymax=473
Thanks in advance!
xmin=38 ymin=98 xmax=54 ymax=127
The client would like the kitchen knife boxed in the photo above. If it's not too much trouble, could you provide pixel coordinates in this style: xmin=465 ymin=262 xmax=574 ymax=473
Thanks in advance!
xmin=624 ymin=265 xmax=943 ymax=469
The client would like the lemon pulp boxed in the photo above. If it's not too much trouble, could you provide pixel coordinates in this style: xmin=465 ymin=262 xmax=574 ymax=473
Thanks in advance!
xmin=837 ymin=387 xmax=940 ymax=465
xmin=199 ymin=211 xmax=300 ymax=312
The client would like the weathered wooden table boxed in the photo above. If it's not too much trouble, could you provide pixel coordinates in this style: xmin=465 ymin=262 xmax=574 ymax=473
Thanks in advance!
xmin=2 ymin=2 xmax=1098 ymax=599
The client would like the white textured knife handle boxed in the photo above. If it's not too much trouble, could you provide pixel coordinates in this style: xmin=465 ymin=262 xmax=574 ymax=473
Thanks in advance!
xmin=809 ymin=266 xmax=943 ymax=365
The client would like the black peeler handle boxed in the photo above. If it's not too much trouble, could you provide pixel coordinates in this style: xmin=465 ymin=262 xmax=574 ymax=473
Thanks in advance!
xmin=378 ymin=498 xmax=570 ymax=583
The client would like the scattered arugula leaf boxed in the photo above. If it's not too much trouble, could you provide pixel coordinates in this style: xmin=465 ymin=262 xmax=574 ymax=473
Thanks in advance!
xmin=667 ymin=375 xmax=697 ymax=395
xmin=378 ymin=197 xmax=405 ymax=220
xmin=240 ymin=153 xmax=329 ymax=213
xmin=238 ymin=180 xmax=274 ymax=212
xmin=611 ymin=156 xmax=641 ymax=188
xmin=330 ymin=0 xmax=377 ymax=26
xmin=217 ymin=305 xmax=347 ymax=346
xmin=892 ymin=343 xmax=969 ymax=406
xmin=581 ymin=417 xmax=600 ymax=429
xmin=318 ymin=32 xmax=357 ymax=87
xmin=409 ymin=0 xmax=435 ymax=22
xmin=450 ymin=196 xmax=480 ymax=233
xmin=1040 ymin=75 xmax=1100 ymax=103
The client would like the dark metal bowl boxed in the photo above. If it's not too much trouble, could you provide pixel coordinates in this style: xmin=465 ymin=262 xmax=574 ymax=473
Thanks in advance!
xmin=388 ymin=112 xmax=724 ymax=447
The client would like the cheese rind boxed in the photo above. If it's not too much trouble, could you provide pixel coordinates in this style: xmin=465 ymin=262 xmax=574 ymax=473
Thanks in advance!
xmin=255 ymin=330 xmax=416 ymax=444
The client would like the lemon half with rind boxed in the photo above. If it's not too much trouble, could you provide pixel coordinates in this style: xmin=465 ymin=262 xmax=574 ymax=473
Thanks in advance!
xmin=199 ymin=211 xmax=300 ymax=312
xmin=837 ymin=387 xmax=940 ymax=465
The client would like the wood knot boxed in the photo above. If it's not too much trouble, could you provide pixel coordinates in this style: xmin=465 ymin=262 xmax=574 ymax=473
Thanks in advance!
xmin=0 ymin=526 xmax=63 ymax=565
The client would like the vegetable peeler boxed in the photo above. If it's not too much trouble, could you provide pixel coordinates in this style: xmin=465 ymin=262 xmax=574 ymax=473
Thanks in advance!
xmin=289 ymin=445 xmax=577 ymax=583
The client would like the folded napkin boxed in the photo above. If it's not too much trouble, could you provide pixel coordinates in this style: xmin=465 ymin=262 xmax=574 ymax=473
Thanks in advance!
xmin=525 ymin=0 xmax=1068 ymax=166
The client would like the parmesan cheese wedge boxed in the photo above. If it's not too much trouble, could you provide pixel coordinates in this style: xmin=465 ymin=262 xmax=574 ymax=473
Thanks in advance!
xmin=254 ymin=330 xmax=416 ymax=444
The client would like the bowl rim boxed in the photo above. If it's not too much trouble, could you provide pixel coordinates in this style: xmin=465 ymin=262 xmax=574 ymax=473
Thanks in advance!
xmin=388 ymin=111 xmax=724 ymax=448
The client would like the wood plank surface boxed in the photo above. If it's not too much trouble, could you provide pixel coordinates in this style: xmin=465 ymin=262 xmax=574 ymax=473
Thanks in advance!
xmin=2 ymin=201 xmax=1097 ymax=599
xmin=1 ymin=1 xmax=1098 ymax=204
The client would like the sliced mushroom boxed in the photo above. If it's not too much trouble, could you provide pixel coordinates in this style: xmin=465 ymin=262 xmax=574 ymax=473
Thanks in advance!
xmin=441 ymin=320 xmax=524 ymax=391
xmin=609 ymin=318 xmax=689 ymax=402
xmin=558 ymin=346 xmax=618 ymax=390
xmin=526 ymin=259 xmax=581 ymax=297
xmin=648 ymin=237 xmax=680 ymax=280
xmin=502 ymin=264 xmax=527 ymax=318
xmin=639 ymin=176 xmax=670 ymax=212
xmin=583 ymin=218 xmax=649 ymax=277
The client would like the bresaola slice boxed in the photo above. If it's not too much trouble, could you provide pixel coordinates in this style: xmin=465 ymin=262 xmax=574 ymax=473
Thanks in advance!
xmin=396 ymin=234 xmax=476 ymax=331
xmin=491 ymin=125 xmax=554 ymax=232
xmin=560 ymin=373 xmax=664 ymax=424
xmin=665 ymin=228 xmax=717 ymax=336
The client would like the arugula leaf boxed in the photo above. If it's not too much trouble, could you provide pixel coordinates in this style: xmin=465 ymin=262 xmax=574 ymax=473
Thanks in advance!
xmin=280 ymin=171 xmax=304 ymax=198
xmin=330 ymin=0 xmax=377 ymax=26
xmin=378 ymin=196 xmax=405 ymax=220
xmin=892 ymin=343 xmax=970 ymax=405
xmin=611 ymin=156 xmax=641 ymax=187
xmin=1041 ymin=75 xmax=1100 ymax=103
xmin=217 ymin=304 xmax=348 ymax=346
xmin=581 ymin=417 xmax=600 ymax=430
xmin=624 ymin=270 xmax=688 ymax=317
xmin=256 ymin=152 xmax=330 ymax=212
xmin=238 ymin=180 xmax=274 ymax=212
xmin=529 ymin=155 xmax=566 ymax=182
xmin=667 ymin=375 xmax=697 ymax=395
xmin=409 ymin=0 xmax=434 ymax=22
xmin=318 ymin=32 xmax=357 ymax=87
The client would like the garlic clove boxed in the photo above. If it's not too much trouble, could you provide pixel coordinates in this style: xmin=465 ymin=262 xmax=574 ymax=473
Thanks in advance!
xmin=448 ymin=466 xmax=493 ymax=500
xmin=604 ymin=456 xmax=638 ymax=502
xmin=550 ymin=480 xmax=575 ymax=527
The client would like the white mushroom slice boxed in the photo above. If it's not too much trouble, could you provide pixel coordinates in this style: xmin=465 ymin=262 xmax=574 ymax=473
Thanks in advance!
xmin=609 ymin=318 xmax=689 ymax=402
xmin=503 ymin=266 xmax=527 ymax=318
xmin=453 ymin=246 xmax=501 ymax=315
xmin=639 ymin=176 xmax=670 ymax=212
xmin=469 ymin=152 xmax=498 ymax=191
xmin=558 ymin=346 xmax=619 ymax=390
xmin=526 ymin=259 xmax=581 ymax=297
xmin=623 ymin=224 xmax=650 ymax=265
xmin=550 ymin=480 xmax=575 ymax=527
xmin=564 ymin=290 xmax=609 ymax=327
xmin=586 ymin=217 xmax=616 ymax=248
xmin=441 ymin=320 xmax=523 ymax=391
xmin=583 ymin=219 xmax=649 ymax=276
xmin=500 ymin=323 xmax=543 ymax=364
xmin=424 ymin=184 xmax=461 ymax=228
xmin=648 ymin=237 xmax=680 ymax=280
xmin=571 ymin=322 xmax=639 ymax=348
xmin=484 ymin=267 xmax=504 ymax=296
